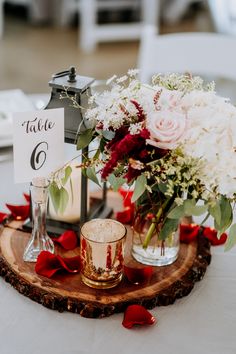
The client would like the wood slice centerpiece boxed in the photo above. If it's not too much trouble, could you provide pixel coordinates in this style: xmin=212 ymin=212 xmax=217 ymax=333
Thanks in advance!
xmin=0 ymin=192 xmax=211 ymax=318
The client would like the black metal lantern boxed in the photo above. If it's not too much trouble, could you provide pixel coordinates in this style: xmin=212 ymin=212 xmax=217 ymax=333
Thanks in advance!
xmin=24 ymin=67 xmax=112 ymax=236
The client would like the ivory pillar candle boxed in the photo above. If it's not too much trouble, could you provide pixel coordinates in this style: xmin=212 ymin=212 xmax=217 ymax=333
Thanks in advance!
xmin=49 ymin=162 xmax=88 ymax=223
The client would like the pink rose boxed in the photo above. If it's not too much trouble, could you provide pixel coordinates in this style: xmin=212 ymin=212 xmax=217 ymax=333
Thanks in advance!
xmin=146 ymin=110 xmax=186 ymax=150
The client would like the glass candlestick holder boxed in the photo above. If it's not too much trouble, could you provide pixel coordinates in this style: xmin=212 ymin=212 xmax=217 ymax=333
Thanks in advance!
xmin=23 ymin=177 xmax=54 ymax=262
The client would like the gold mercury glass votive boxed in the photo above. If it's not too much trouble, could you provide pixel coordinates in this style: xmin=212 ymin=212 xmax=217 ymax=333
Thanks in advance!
xmin=80 ymin=219 xmax=127 ymax=289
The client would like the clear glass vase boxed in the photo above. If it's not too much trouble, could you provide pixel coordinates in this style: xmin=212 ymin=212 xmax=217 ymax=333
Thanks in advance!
xmin=131 ymin=210 xmax=179 ymax=266
xmin=23 ymin=177 xmax=54 ymax=262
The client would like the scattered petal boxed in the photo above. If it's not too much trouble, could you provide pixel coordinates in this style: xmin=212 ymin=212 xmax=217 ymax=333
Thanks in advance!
xmin=116 ymin=188 xmax=134 ymax=224
xmin=6 ymin=203 xmax=30 ymax=221
xmin=0 ymin=212 xmax=9 ymax=224
xmin=116 ymin=208 xmax=134 ymax=224
xmin=180 ymin=224 xmax=200 ymax=243
xmin=35 ymin=251 xmax=81 ymax=278
xmin=124 ymin=265 xmax=153 ymax=284
xmin=23 ymin=193 xmax=30 ymax=203
xmin=122 ymin=305 xmax=156 ymax=329
xmin=203 ymin=227 xmax=227 ymax=245
xmin=52 ymin=230 xmax=78 ymax=250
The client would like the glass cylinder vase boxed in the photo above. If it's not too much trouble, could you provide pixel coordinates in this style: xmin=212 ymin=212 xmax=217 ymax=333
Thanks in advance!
xmin=23 ymin=177 xmax=54 ymax=262
xmin=131 ymin=209 xmax=179 ymax=266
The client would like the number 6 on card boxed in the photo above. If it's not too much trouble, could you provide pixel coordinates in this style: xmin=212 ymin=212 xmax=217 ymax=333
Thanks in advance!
xmin=13 ymin=108 xmax=64 ymax=183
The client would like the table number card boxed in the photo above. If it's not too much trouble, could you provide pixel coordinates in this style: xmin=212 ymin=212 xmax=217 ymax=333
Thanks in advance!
xmin=13 ymin=108 xmax=64 ymax=183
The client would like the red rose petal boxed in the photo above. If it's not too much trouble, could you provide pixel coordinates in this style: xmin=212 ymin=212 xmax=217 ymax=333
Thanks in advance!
xmin=116 ymin=188 xmax=135 ymax=224
xmin=6 ymin=203 xmax=30 ymax=221
xmin=35 ymin=251 xmax=62 ymax=278
xmin=0 ymin=212 xmax=9 ymax=224
xmin=118 ymin=188 xmax=133 ymax=207
xmin=52 ymin=230 xmax=78 ymax=250
xmin=56 ymin=254 xmax=81 ymax=273
xmin=180 ymin=224 xmax=200 ymax=243
xmin=124 ymin=265 xmax=153 ymax=284
xmin=35 ymin=251 xmax=81 ymax=278
xmin=116 ymin=207 xmax=133 ymax=224
xmin=23 ymin=193 xmax=30 ymax=203
xmin=122 ymin=305 xmax=156 ymax=329
xmin=202 ymin=227 xmax=227 ymax=245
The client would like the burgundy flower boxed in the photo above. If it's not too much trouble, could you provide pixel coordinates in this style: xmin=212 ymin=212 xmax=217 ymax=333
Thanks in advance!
xmin=102 ymin=129 xmax=150 ymax=179
xmin=130 ymin=100 xmax=146 ymax=122
xmin=125 ymin=166 xmax=142 ymax=183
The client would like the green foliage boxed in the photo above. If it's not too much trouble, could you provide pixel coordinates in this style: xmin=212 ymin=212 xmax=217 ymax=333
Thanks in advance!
xmin=168 ymin=199 xmax=207 ymax=219
xmin=49 ymin=181 xmax=69 ymax=214
xmin=214 ymin=196 xmax=233 ymax=236
xmin=77 ymin=129 xmax=93 ymax=150
xmin=225 ymin=224 xmax=236 ymax=251
xmin=131 ymin=175 xmax=147 ymax=203
xmin=167 ymin=205 xmax=185 ymax=219
xmin=159 ymin=218 xmax=179 ymax=241
xmin=86 ymin=166 xmax=100 ymax=187
xmin=209 ymin=201 xmax=221 ymax=226
xmin=61 ymin=165 xmax=72 ymax=186
xmin=108 ymin=174 xmax=126 ymax=192
xmin=184 ymin=199 xmax=208 ymax=216
xmin=102 ymin=130 xmax=115 ymax=140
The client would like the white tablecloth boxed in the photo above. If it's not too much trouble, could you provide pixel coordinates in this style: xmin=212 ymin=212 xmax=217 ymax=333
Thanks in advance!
xmin=0 ymin=151 xmax=236 ymax=354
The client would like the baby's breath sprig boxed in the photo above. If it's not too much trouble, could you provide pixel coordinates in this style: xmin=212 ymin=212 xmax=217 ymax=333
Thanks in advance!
xmin=152 ymin=73 xmax=215 ymax=93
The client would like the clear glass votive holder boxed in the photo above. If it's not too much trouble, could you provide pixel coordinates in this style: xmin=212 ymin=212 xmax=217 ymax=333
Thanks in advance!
xmin=80 ymin=219 xmax=127 ymax=289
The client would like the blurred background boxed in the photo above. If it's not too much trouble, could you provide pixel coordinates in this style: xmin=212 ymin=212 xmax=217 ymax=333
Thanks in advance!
xmin=0 ymin=0 xmax=230 ymax=93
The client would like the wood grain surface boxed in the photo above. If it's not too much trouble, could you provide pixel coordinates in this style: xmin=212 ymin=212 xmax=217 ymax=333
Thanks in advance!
xmin=0 ymin=192 xmax=211 ymax=318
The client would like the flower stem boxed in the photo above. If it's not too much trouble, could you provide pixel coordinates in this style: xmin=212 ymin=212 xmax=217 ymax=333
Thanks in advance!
xmin=142 ymin=199 xmax=169 ymax=249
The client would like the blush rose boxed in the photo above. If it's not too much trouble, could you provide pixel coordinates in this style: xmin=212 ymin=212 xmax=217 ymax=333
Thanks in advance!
xmin=146 ymin=110 xmax=187 ymax=150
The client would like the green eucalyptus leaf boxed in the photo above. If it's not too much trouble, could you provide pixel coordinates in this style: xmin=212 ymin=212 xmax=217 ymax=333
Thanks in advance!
xmin=49 ymin=181 xmax=61 ymax=213
xmin=157 ymin=182 xmax=168 ymax=195
xmin=69 ymin=178 xmax=74 ymax=205
xmin=224 ymin=224 xmax=236 ymax=251
xmin=77 ymin=129 xmax=93 ymax=150
xmin=159 ymin=218 xmax=179 ymax=241
xmin=183 ymin=199 xmax=207 ymax=216
xmin=108 ymin=174 xmax=126 ymax=192
xmin=214 ymin=196 xmax=232 ymax=234
xmin=183 ymin=199 xmax=196 ymax=215
xmin=167 ymin=205 xmax=185 ymax=219
xmin=131 ymin=175 xmax=147 ymax=203
xmin=102 ymin=130 xmax=115 ymax=140
xmin=61 ymin=166 xmax=72 ymax=186
xmin=209 ymin=202 xmax=221 ymax=226
xmin=58 ymin=187 xmax=69 ymax=214
xmin=86 ymin=166 xmax=100 ymax=187
xmin=93 ymin=147 xmax=101 ymax=160
xmin=188 ymin=204 xmax=208 ymax=216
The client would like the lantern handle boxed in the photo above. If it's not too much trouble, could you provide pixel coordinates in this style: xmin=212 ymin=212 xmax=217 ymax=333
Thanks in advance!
xmin=52 ymin=66 xmax=77 ymax=83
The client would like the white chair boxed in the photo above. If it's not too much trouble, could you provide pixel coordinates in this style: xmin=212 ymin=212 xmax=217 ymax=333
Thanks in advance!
xmin=138 ymin=26 xmax=236 ymax=83
xmin=60 ymin=0 xmax=160 ymax=53
xmin=208 ymin=0 xmax=235 ymax=35
xmin=80 ymin=0 xmax=160 ymax=53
